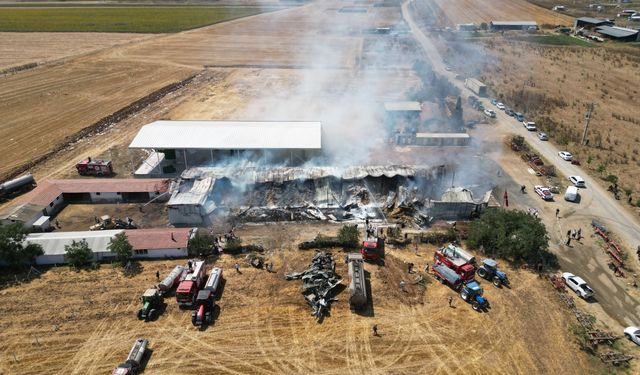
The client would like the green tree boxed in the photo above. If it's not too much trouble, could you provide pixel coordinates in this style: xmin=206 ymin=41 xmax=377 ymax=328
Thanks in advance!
xmin=64 ymin=239 xmax=92 ymax=268
xmin=605 ymin=174 xmax=618 ymax=184
xmin=337 ymin=224 xmax=360 ymax=248
xmin=108 ymin=232 xmax=133 ymax=264
xmin=188 ymin=232 xmax=216 ymax=257
xmin=596 ymin=164 xmax=606 ymax=176
xmin=467 ymin=209 xmax=556 ymax=267
xmin=0 ymin=223 xmax=43 ymax=266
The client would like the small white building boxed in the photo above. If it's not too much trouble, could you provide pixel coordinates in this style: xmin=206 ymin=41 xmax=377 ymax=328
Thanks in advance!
xmin=26 ymin=230 xmax=123 ymax=265
xmin=125 ymin=228 xmax=197 ymax=259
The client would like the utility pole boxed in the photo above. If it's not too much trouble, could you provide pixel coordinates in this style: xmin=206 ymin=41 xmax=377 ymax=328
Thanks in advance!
xmin=581 ymin=103 xmax=594 ymax=146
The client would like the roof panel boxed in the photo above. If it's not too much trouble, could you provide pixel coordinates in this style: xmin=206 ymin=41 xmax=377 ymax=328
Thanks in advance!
xmin=596 ymin=25 xmax=639 ymax=38
xmin=125 ymin=228 xmax=193 ymax=250
xmin=26 ymin=230 xmax=123 ymax=255
xmin=129 ymin=121 xmax=322 ymax=150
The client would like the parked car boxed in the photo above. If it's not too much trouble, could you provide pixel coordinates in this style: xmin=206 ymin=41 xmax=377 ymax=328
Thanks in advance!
xmin=534 ymin=185 xmax=553 ymax=201
xmin=562 ymin=272 xmax=595 ymax=300
xmin=558 ymin=151 xmax=573 ymax=161
xmin=537 ymin=132 xmax=548 ymax=141
xmin=484 ymin=109 xmax=497 ymax=118
xmin=490 ymin=98 xmax=498 ymax=105
xmin=514 ymin=112 xmax=524 ymax=122
xmin=496 ymin=102 xmax=505 ymax=110
xmin=523 ymin=121 xmax=537 ymax=131
xmin=569 ymin=175 xmax=586 ymax=188
xmin=505 ymin=108 xmax=514 ymax=116
xmin=624 ymin=326 xmax=640 ymax=346
xmin=476 ymin=103 xmax=485 ymax=111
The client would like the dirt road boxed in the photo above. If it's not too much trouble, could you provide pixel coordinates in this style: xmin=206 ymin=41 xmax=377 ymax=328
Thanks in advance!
xmin=405 ymin=0 xmax=640 ymax=329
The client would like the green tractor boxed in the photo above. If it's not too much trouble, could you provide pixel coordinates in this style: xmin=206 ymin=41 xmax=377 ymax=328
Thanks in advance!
xmin=137 ymin=288 xmax=162 ymax=321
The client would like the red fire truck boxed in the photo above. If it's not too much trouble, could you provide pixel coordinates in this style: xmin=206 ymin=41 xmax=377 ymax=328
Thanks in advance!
xmin=361 ymin=237 xmax=384 ymax=263
xmin=176 ymin=261 xmax=205 ymax=308
xmin=76 ymin=156 xmax=113 ymax=177
xmin=434 ymin=249 xmax=475 ymax=281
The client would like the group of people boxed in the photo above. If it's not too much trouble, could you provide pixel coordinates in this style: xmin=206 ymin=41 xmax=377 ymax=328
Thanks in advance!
xmin=565 ymin=228 xmax=582 ymax=246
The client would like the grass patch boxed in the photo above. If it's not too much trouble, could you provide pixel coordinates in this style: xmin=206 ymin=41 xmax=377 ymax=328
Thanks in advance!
xmin=512 ymin=34 xmax=594 ymax=47
xmin=0 ymin=6 xmax=277 ymax=33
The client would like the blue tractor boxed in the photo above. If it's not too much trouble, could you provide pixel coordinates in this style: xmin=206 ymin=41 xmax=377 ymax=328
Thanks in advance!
xmin=477 ymin=259 xmax=509 ymax=287
xmin=459 ymin=280 xmax=489 ymax=312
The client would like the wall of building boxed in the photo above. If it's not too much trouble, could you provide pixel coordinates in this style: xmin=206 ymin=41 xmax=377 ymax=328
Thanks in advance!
xmin=132 ymin=248 xmax=188 ymax=259
xmin=168 ymin=206 xmax=204 ymax=225
xmin=44 ymin=194 xmax=65 ymax=216
xmin=90 ymin=192 xmax=122 ymax=203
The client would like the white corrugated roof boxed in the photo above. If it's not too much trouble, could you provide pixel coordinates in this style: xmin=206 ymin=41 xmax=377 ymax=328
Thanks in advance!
xmin=25 ymin=230 xmax=123 ymax=255
xmin=129 ymin=121 xmax=322 ymax=150
xmin=168 ymin=177 xmax=214 ymax=206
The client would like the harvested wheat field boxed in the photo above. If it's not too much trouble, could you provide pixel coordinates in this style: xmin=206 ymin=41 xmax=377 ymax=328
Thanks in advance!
xmin=0 ymin=223 xmax=597 ymax=375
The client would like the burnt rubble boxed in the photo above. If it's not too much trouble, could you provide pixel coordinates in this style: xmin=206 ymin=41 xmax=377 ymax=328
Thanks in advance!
xmin=286 ymin=252 xmax=342 ymax=321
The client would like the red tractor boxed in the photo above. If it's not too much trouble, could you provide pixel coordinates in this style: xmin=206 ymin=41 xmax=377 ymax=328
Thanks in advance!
xmin=76 ymin=156 xmax=113 ymax=177
xmin=434 ymin=249 xmax=476 ymax=281
xmin=361 ymin=237 xmax=385 ymax=264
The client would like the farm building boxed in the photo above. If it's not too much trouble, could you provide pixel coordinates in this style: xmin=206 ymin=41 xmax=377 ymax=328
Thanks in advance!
xmin=129 ymin=121 xmax=323 ymax=176
xmin=25 ymin=228 xmax=197 ymax=265
xmin=489 ymin=21 xmax=538 ymax=31
xmin=167 ymin=177 xmax=216 ymax=226
xmin=395 ymin=133 xmax=471 ymax=146
xmin=595 ymin=25 xmax=640 ymax=41
xmin=574 ymin=17 xmax=614 ymax=30
xmin=457 ymin=23 xmax=476 ymax=31
xmin=0 ymin=203 xmax=47 ymax=228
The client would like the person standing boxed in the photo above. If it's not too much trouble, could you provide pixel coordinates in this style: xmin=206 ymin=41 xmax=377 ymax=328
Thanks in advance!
xmin=399 ymin=280 xmax=406 ymax=292
xmin=372 ymin=324 xmax=379 ymax=337
xmin=155 ymin=270 xmax=160 ymax=281
xmin=448 ymin=296 xmax=454 ymax=307
xmin=556 ymin=208 xmax=560 ymax=217
xmin=234 ymin=263 xmax=240 ymax=273
xmin=577 ymin=228 xmax=582 ymax=240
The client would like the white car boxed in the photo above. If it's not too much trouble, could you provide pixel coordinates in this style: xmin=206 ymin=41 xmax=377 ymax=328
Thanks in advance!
xmin=624 ymin=326 xmax=640 ymax=346
xmin=484 ymin=109 xmax=496 ymax=118
xmin=562 ymin=272 xmax=595 ymax=300
xmin=537 ymin=132 xmax=548 ymax=141
xmin=569 ymin=175 xmax=586 ymax=188
xmin=523 ymin=121 xmax=536 ymax=131
xmin=496 ymin=102 xmax=505 ymax=110
xmin=534 ymin=185 xmax=553 ymax=201
xmin=558 ymin=151 xmax=573 ymax=161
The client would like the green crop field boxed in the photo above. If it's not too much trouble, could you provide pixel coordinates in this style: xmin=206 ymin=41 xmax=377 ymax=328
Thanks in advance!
xmin=513 ymin=34 xmax=594 ymax=47
xmin=0 ymin=6 xmax=277 ymax=33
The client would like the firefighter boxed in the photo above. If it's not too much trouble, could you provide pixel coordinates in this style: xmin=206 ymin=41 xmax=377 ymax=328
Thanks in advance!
xmin=556 ymin=208 xmax=560 ymax=217
xmin=448 ymin=296 xmax=454 ymax=307
xmin=156 ymin=270 xmax=160 ymax=281
xmin=372 ymin=324 xmax=379 ymax=337
xmin=399 ymin=280 xmax=406 ymax=292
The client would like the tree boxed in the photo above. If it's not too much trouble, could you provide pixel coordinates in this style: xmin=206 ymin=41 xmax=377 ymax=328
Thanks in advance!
xmin=108 ymin=232 xmax=133 ymax=264
xmin=467 ymin=209 xmax=557 ymax=267
xmin=187 ymin=232 xmax=216 ymax=257
xmin=605 ymin=174 xmax=618 ymax=185
xmin=596 ymin=164 xmax=607 ymax=176
xmin=337 ymin=224 xmax=359 ymax=248
xmin=480 ymin=22 xmax=488 ymax=30
xmin=0 ymin=223 xmax=43 ymax=266
xmin=64 ymin=239 xmax=92 ymax=268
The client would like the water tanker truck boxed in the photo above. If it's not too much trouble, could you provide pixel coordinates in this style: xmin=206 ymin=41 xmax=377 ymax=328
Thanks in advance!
xmin=157 ymin=265 xmax=186 ymax=294
xmin=434 ymin=249 xmax=475 ymax=282
xmin=441 ymin=243 xmax=476 ymax=264
xmin=191 ymin=267 xmax=223 ymax=327
xmin=112 ymin=338 xmax=149 ymax=375
xmin=347 ymin=253 xmax=368 ymax=311
xmin=0 ymin=174 xmax=36 ymax=199
xmin=432 ymin=263 xmax=463 ymax=290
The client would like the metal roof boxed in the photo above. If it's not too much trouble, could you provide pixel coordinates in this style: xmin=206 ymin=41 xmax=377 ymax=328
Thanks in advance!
xmin=490 ymin=21 xmax=537 ymax=26
xmin=596 ymin=25 xmax=639 ymax=38
xmin=415 ymin=133 xmax=470 ymax=139
xmin=0 ymin=203 xmax=45 ymax=222
xmin=168 ymin=177 xmax=214 ymax=206
xmin=26 ymin=230 xmax=123 ymax=256
xmin=384 ymin=102 xmax=422 ymax=111
xmin=129 ymin=121 xmax=322 ymax=150
xmin=125 ymin=228 xmax=194 ymax=250
xmin=576 ymin=17 xmax=612 ymax=24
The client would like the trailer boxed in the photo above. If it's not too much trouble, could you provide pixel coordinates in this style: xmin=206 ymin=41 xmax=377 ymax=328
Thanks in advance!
xmin=464 ymin=78 xmax=487 ymax=96
xmin=432 ymin=263 xmax=463 ymax=290
xmin=112 ymin=338 xmax=149 ymax=375
xmin=203 ymin=267 xmax=223 ymax=296
xmin=0 ymin=174 xmax=36 ymax=199
xmin=176 ymin=261 xmax=205 ymax=308
xmin=347 ymin=253 xmax=368 ymax=311
xmin=157 ymin=265 xmax=186 ymax=293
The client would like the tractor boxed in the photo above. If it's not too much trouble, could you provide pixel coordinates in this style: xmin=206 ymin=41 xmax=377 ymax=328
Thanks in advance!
xmin=476 ymin=258 xmax=509 ymax=287
xmin=191 ymin=290 xmax=215 ymax=327
xmin=460 ymin=281 xmax=489 ymax=312
xmin=137 ymin=289 xmax=163 ymax=321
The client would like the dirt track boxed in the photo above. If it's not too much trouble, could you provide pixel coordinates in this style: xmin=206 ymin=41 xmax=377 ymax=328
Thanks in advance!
xmin=0 ymin=223 xmax=595 ymax=374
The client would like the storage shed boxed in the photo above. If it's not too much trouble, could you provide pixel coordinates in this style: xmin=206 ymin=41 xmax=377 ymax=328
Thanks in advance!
xmin=489 ymin=21 xmax=538 ymax=31
xmin=595 ymin=25 xmax=640 ymax=42
xmin=574 ymin=17 xmax=614 ymax=30
xmin=26 ymin=230 xmax=123 ymax=265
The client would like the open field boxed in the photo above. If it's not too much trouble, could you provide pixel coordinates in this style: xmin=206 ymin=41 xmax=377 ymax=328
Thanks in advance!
xmin=0 ymin=6 xmax=274 ymax=32
xmin=528 ymin=0 xmax=640 ymax=27
xmin=55 ymin=203 xmax=169 ymax=231
xmin=0 ymin=223 xmax=601 ymax=374
xmin=421 ymin=0 xmax=574 ymax=27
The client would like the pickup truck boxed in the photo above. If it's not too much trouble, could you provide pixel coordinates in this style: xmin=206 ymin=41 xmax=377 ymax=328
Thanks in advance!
xmin=562 ymin=272 xmax=595 ymax=300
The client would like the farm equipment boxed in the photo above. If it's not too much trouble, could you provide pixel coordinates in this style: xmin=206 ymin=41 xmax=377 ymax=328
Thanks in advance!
xmin=347 ymin=253 xmax=368 ymax=311
xmin=476 ymin=259 xmax=509 ymax=287
xmin=521 ymin=153 xmax=555 ymax=176
xmin=176 ymin=260 xmax=206 ymax=308
xmin=157 ymin=265 xmax=186 ymax=294
xmin=137 ymin=288 xmax=162 ymax=321
xmin=90 ymin=215 xmax=136 ymax=231
xmin=0 ymin=174 xmax=36 ymax=200
xmin=460 ymin=280 xmax=489 ymax=312
xmin=112 ymin=338 xmax=149 ymax=375
xmin=76 ymin=156 xmax=113 ymax=177
xmin=361 ymin=237 xmax=384 ymax=264
xmin=432 ymin=262 xmax=463 ymax=290
xmin=191 ymin=290 xmax=215 ymax=327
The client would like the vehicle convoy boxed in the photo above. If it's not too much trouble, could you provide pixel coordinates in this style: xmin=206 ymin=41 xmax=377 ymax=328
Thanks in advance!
xmin=432 ymin=262 xmax=463 ymax=290
xmin=562 ymin=272 xmax=595 ymax=300
xmin=191 ymin=267 xmax=223 ymax=327
xmin=361 ymin=237 xmax=384 ymax=263
xmin=347 ymin=253 xmax=368 ymax=311
xmin=112 ymin=338 xmax=149 ymax=375
xmin=434 ymin=249 xmax=476 ymax=281
xmin=624 ymin=326 xmax=640 ymax=346
xmin=176 ymin=260 xmax=206 ymax=308
xmin=0 ymin=174 xmax=36 ymax=199
xmin=460 ymin=280 xmax=489 ymax=312
xmin=137 ymin=288 xmax=163 ymax=321
xmin=464 ymin=78 xmax=487 ymax=96
xmin=157 ymin=265 xmax=186 ymax=294
xmin=534 ymin=185 xmax=554 ymax=201
xmin=476 ymin=259 xmax=509 ymax=287
xmin=76 ymin=156 xmax=113 ymax=176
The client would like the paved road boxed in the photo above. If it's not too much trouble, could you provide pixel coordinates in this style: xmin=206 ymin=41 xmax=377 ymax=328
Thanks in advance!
xmin=403 ymin=0 xmax=640 ymax=328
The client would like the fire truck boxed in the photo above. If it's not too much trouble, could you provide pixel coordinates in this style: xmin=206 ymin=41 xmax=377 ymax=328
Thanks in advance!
xmin=76 ymin=156 xmax=113 ymax=176
xmin=434 ymin=248 xmax=476 ymax=281
xmin=361 ymin=237 xmax=385 ymax=263
xmin=176 ymin=261 xmax=205 ymax=308
xmin=192 ymin=267 xmax=223 ymax=327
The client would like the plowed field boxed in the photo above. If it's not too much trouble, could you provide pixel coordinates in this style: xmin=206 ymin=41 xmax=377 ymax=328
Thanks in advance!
xmin=429 ymin=0 xmax=573 ymax=26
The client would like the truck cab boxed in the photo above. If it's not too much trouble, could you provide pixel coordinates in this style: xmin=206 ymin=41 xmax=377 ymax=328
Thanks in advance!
xmin=361 ymin=238 xmax=384 ymax=263
xmin=191 ymin=290 xmax=215 ymax=327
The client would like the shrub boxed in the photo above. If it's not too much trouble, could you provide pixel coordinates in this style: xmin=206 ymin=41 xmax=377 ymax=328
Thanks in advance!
xmin=64 ymin=239 xmax=92 ymax=268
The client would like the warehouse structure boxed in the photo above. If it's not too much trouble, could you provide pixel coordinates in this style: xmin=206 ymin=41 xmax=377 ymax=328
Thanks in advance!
xmin=489 ymin=21 xmax=538 ymax=31
xmin=574 ymin=17 xmax=614 ymax=30
xmin=129 ymin=120 xmax=323 ymax=176
xmin=595 ymin=25 xmax=640 ymax=41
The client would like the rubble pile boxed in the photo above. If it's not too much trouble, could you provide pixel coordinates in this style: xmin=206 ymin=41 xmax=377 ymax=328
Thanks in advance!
xmin=286 ymin=252 xmax=342 ymax=320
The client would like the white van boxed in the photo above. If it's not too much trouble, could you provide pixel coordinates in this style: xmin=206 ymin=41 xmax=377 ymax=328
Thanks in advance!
xmin=565 ymin=186 xmax=579 ymax=202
